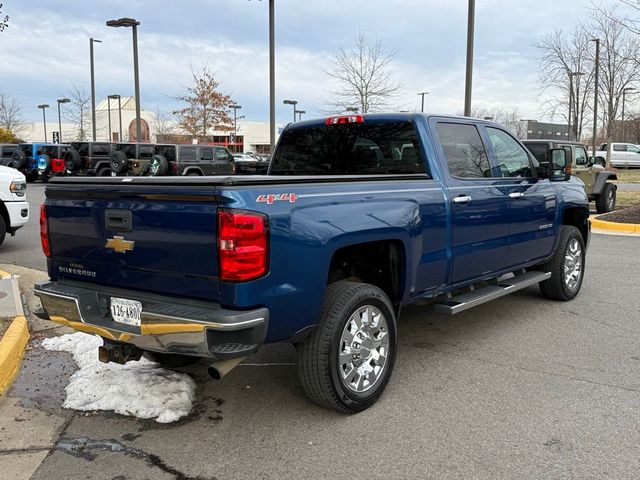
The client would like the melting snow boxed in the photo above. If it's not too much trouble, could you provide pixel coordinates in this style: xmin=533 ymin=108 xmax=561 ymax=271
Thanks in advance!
xmin=41 ymin=333 xmax=196 ymax=423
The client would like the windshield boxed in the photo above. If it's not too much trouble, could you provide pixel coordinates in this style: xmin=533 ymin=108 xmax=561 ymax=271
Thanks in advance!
xmin=270 ymin=121 xmax=428 ymax=176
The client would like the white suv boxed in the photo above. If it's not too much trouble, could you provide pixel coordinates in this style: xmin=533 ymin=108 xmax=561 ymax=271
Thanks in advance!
xmin=0 ymin=165 xmax=29 ymax=247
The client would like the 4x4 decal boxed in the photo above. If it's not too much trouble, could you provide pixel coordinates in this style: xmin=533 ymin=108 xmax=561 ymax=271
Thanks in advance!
xmin=256 ymin=193 xmax=298 ymax=204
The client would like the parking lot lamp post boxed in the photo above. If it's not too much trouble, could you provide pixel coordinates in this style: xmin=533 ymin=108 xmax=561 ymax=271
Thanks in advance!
xmin=106 ymin=96 xmax=112 ymax=142
xmin=229 ymin=104 xmax=242 ymax=152
xmin=56 ymin=98 xmax=70 ymax=143
xmin=295 ymin=110 xmax=306 ymax=121
xmin=283 ymin=100 xmax=298 ymax=122
xmin=108 ymin=94 xmax=122 ymax=142
xmin=38 ymin=104 xmax=49 ymax=142
xmin=591 ymin=38 xmax=600 ymax=159
xmin=106 ymin=18 xmax=142 ymax=142
xmin=417 ymin=92 xmax=429 ymax=113
xmin=90 ymin=38 xmax=102 ymax=141
xmin=464 ymin=0 xmax=475 ymax=117
xmin=621 ymin=87 xmax=636 ymax=142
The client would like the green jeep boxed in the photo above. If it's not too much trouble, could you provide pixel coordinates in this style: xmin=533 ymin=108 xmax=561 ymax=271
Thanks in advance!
xmin=523 ymin=140 xmax=617 ymax=214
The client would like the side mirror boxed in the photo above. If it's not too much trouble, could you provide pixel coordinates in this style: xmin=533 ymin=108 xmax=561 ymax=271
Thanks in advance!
xmin=549 ymin=148 xmax=571 ymax=181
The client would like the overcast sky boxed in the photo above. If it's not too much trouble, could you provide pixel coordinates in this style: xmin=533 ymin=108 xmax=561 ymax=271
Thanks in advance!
xmin=0 ymin=0 xmax=623 ymax=124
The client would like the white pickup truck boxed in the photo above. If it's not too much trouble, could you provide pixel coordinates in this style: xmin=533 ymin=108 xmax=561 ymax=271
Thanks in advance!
xmin=0 ymin=165 xmax=29 ymax=247
xmin=589 ymin=143 xmax=640 ymax=168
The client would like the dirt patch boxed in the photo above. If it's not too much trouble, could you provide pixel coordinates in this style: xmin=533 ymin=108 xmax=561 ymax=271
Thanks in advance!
xmin=0 ymin=317 xmax=11 ymax=338
xmin=598 ymin=204 xmax=640 ymax=224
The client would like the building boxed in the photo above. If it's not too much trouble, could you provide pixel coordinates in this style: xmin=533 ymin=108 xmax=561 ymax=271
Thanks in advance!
xmin=520 ymin=120 xmax=569 ymax=140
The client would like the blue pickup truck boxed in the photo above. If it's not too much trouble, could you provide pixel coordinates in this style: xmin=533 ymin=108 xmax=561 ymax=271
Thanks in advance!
xmin=34 ymin=114 xmax=589 ymax=413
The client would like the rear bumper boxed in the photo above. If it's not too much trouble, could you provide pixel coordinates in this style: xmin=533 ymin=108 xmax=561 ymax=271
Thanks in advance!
xmin=34 ymin=281 xmax=269 ymax=360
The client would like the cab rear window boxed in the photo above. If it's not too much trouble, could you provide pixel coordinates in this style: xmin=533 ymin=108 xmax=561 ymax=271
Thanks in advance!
xmin=270 ymin=121 xmax=428 ymax=176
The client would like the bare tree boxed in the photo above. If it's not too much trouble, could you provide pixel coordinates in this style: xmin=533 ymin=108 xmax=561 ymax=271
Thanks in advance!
xmin=0 ymin=93 xmax=26 ymax=137
xmin=462 ymin=106 xmax=527 ymax=138
xmin=173 ymin=65 xmax=233 ymax=138
xmin=326 ymin=32 xmax=401 ymax=113
xmin=0 ymin=3 xmax=9 ymax=32
xmin=534 ymin=26 xmax=595 ymax=141
xmin=64 ymin=83 xmax=91 ymax=141
xmin=151 ymin=109 xmax=179 ymax=142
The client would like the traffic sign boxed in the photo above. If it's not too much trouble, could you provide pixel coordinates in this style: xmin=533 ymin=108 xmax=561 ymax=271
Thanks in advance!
xmin=52 ymin=131 xmax=60 ymax=144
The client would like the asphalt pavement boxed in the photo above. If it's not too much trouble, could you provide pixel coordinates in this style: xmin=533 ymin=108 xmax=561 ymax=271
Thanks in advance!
xmin=1 ymin=183 xmax=640 ymax=479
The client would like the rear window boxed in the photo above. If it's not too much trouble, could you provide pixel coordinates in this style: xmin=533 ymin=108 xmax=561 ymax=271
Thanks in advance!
xmin=155 ymin=145 xmax=176 ymax=162
xmin=20 ymin=144 xmax=33 ymax=155
xmin=270 ymin=121 xmax=427 ymax=175
xmin=92 ymin=143 xmax=111 ymax=156
xmin=115 ymin=144 xmax=136 ymax=158
xmin=524 ymin=143 xmax=550 ymax=163
xmin=139 ymin=145 xmax=154 ymax=158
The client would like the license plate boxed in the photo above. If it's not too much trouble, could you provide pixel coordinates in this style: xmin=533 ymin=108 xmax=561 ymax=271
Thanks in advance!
xmin=110 ymin=297 xmax=142 ymax=327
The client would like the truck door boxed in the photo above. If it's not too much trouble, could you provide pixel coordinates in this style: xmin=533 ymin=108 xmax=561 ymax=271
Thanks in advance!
xmin=434 ymin=121 xmax=509 ymax=284
xmin=483 ymin=127 xmax=557 ymax=267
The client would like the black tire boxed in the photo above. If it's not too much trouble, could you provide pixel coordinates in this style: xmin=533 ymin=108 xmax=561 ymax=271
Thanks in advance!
xmin=65 ymin=149 xmax=81 ymax=171
xmin=594 ymin=157 xmax=606 ymax=168
xmin=538 ymin=226 xmax=585 ymax=301
xmin=110 ymin=151 xmax=129 ymax=175
xmin=595 ymin=183 xmax=616 ymax=214
xmin=297 ymin=281 xmax=397 ymax=413
xmin=185 ymin=171 xmax=200 ymax=176
xmin=142 ymin=351 xmax=199 ymax=368
xmin=11 ymin=150 xmax=26 ymax=170
xmin=95 ymin=167 xmax=112 ymax=177
xmin=149 ymin=155 xmax=168 ymax=176
xmin=0 ymin=215 xmax=6 ymax=247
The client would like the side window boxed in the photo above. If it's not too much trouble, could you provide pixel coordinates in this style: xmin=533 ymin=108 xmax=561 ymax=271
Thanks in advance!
xmin=628 ymin=145 xmax=640 ymax=154
xmin=486 ymin=127 xmax=532 ymax=178
xmin=613 ymin=144 xmax=627 ymax=152
xmin=139 ymin=146 xmax=154 ymax=159
xmin=200 ymin=148 xmax=213 ymax=161
xmin=436 ymin=122 xmax=490 ymax=178
xmin=181 ymin=147 xmax=196 ymax=161
xmin=575 ymin=147 xmax=588 ymax=166
xmin=215 ymin=147 xmax=230 ymax=160
xmin=92 ymin=143 xmax=110 ymax=156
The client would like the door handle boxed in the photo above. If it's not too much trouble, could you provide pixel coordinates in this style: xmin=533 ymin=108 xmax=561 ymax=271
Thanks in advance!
xmin=453 ymin=195 xmax=472 ymax=205
xmin=509 ymin=192 xmax=525 ymax=199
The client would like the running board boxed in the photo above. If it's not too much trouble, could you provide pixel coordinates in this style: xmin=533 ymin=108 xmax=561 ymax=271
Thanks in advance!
xmin=434 ymin=271 xmax=551 ymax=315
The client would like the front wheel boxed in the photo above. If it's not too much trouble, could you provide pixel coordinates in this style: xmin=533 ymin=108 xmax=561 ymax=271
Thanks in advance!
xmin=538 ymin=226 xmax=586 ymax=301
xmin=595 ymin=183 xmax=616 ymax=213
xmin=297 ymin=281 xmax=397 ymax=413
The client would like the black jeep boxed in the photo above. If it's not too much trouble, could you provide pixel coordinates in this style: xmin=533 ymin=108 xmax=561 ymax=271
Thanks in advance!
xmin=64 ymin=142 xmax=113 ymax=176
xmin=110 ymin=143 xmax=155 ymax=176
xmin=148 ymin=144 xmax=235 ymax=176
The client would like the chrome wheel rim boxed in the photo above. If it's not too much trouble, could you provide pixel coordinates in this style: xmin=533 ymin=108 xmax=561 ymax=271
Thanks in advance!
xmin=564 ymin=238 xmax=583 ymax=291
xmin=338 ymin=305 xmax=389 ymax=393
xmin=607 ymin=189 xmax=615 ymax=210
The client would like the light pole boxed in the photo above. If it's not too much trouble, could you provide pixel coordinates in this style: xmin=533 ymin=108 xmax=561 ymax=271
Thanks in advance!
xmin=106 ymin=96 xmax=112 ymax=142
xmin=283 ymin=99 xmax=298 ymax=122
xmin=295 ymin=110 xmax=306 ymax=121
xmin=621 ymin=87 xmax=636 ymax=142
xmin=90 ymin=38 xmax=102 ymax=141
xmin=108 ymin=94 xmax=122 ymax=142
xmin=229 ymin=104 xmax=242 ymax=152
xmin=37 ymin=104 xmax=49 ymax=142
xmin=56 ymin=98 xmax=70 ymax=143
xmin=568 ymin=71 xmax=584 ymax=141
xmin=417 ymin=92 xmax=429 ymax=113
xmin=464 ymin=0 xmax=475 ymax=117
xmin=591 ymin=38 xmax=600 ymax=159
xmin=107 ymin=17 xmax=142 ymax=142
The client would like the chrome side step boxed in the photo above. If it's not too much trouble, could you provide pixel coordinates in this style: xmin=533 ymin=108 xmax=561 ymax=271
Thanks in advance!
xmin=434 ymin=271 xmax=551 ymax=315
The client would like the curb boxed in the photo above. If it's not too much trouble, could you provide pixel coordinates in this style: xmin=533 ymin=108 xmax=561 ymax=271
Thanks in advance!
xmin=591 ymin=217 xmax=640 ymax=235
xmin=0 ymin=270 xmax=29 ymax=395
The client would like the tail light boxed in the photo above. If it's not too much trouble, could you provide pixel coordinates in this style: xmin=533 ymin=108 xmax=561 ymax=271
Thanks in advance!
xmin=171 ymin=162 xmax=178 ymax=174
xmin=325 ymin=115 xmax=364 ymax=125
xmin=40 ymin=204 xmax=51 ymax=257
xmin=218 ymin=209 xmax=268 ymax=282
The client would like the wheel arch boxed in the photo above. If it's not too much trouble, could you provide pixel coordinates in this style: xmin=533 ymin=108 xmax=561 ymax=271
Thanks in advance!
xmin=562 ymin=206 xmax=590 ymax=247
xmin=592 ymin=172 xmax=618 ymax=195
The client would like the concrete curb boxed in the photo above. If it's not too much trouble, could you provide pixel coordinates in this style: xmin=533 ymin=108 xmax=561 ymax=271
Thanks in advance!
xmin=591 ymin=217 xmax=640 ymax=235
xmin=0 ymin=270 xmax=29 ymax=395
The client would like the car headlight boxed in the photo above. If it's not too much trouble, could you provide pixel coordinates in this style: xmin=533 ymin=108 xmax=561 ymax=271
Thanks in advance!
xmin=9 ymin=181 xmax=26 ymax=198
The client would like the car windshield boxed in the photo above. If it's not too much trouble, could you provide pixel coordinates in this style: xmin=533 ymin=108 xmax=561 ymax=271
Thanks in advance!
xmin=270 ymin=121 xmax=428 ymax=176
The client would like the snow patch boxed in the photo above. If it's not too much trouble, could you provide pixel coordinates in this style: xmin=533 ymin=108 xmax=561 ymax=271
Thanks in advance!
xmin=42 ymin=333 xmax=196 ymax=423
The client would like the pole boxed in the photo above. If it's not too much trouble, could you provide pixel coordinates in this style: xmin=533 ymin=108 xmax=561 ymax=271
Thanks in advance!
xmin=234 ymin=108 xmax=237 ymax=152
xmin=57 ymin=102 xmax=62 ymax=143
xmin=90 ymin=38 xmax=97 ymax=141
xmin=568 ymin=74 xmax=573 ymax=142
xmin=42 ymin=108 xmax=47 ymax=142
xmin=269 ymin=0 xmax=275 ymax=152
xmin=118 ymin=96 xmax=123 ymax=141
xmin=107 ymin=97 xmax=112 ymax=142
xmin=464 ymin=0 xmax=475 ymax=117
xmin=592 ymin=39 xmax=599 ymax=163
xmin=132 ymin=24 xmax=142 ymax=142
xmin=622 ymin=90 xmax=627 ymax=142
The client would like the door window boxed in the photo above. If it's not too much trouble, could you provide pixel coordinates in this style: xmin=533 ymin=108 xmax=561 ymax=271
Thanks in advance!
xmin=613 ymin=144 xmax=627 ymax=152
xmin=486 ymin=127 xmax=532 ymax=178
xmin=628 ymin=145 xmax=640 ymax=154
xmin=181 ymin=147 xmax=196 ymax=161
xmin=575 ymin=146 xmax=588 ymax=165
xmin=215 ymin=147 xmax=230 ymax=160
xmin=200 ymin=148 xmax=213 ymax=161
xmin=436 ymin=123 xmax=490 ymax=178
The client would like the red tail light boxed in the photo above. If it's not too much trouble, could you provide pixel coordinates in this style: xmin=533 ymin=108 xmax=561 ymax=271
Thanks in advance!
xmin=218 ymin=209 xmax=268 ymax=282
xmin=40 ymin=204 xmax=51 ymax=257
xmin=325 ymin=115 xmax=364 ymax=125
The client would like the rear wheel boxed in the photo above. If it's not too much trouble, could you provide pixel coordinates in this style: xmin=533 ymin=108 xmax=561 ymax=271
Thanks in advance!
xmin=142 ymin=351 xmax=199 ymax=368
xmin=595 ymin=183 xmax=616 ymax=213
xmin=0 ymin=215 xmax=6 ymax=247
xmin=594 ymin=157 xmax=606 ymax=168
xmin=64 ymin=149 xmax=81 ymax=171
xmin=538 ymin=226 xmax=585 ymax=301
xmin=96 ymin=167 xmax=111 ymax=177
xmin=297 ymin=281 xmax=397 ymax=413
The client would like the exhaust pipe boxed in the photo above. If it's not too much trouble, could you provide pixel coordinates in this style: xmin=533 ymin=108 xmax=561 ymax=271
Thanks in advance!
xmin=208 ymin=357 xmax=246 ymax=380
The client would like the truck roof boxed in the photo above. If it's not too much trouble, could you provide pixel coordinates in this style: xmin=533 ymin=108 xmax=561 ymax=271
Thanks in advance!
xmin=286 ymin=113 xmax=503 ymax=130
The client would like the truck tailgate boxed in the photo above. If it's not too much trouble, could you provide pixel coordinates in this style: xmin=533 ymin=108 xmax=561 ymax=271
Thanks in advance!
xmin=45 ymin=183 xmax=221 ymax=302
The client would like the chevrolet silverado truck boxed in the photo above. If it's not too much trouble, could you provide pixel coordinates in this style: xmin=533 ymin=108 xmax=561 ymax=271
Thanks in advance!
xmin=34 ymin=114 xmax=590 ymax=413
xmin=0 ymin=165 xmax=28 ymax=247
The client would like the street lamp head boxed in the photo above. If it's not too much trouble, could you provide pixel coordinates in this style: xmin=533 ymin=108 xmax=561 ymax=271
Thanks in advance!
xmin=108 ymin=94 xmax=121 ymax=99
xmin=106 ymin=17 xmax=140 ymax=28
xmin=229 ymin=104 xmax=242 ymax=110
xmin=37 ymin=104 xmax=50 ymax=109
xmin=283 ymin=99 xmax=298 ymax=106
xmin=90 ymin=38 xmax=102 ymax=43
xmin=57 ymin=98 xmax=70 ymax=104
xmin=417 ymin=92 xmax=430 ymax=96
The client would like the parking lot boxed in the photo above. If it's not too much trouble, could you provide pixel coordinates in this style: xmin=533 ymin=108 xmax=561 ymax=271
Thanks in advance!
xmin=0 ymin=184 xmax=638 ymax=479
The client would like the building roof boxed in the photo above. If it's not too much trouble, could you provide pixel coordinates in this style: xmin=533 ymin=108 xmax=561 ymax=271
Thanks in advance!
xmin=95 ymin=96 xmax=139 ymax=111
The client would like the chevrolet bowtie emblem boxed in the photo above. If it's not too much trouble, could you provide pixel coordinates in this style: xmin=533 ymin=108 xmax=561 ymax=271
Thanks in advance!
xmin=105 ymin=236 xmax=135 ymax=254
